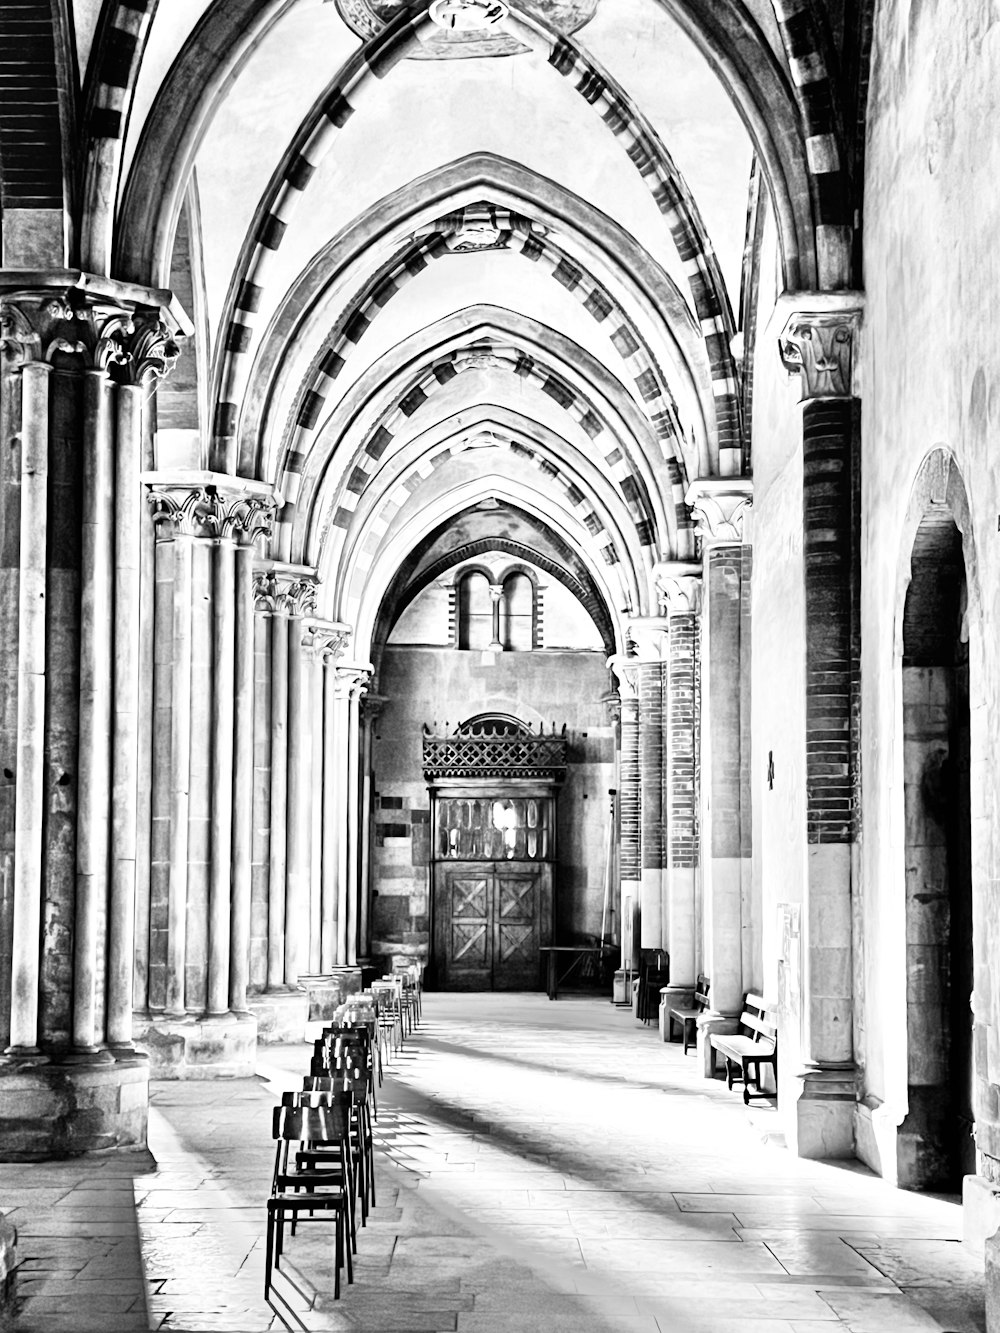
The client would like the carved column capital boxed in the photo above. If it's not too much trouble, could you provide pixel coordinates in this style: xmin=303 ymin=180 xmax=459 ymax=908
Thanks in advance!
xmin=626 ymin=616 xmax=671 ymax=663
xmin=777 ymin=294 xmax=864 ymax=400
xmin=607 ymin=653 xmax=641 ymax=702
xmin=146 ymin=485 xmax=218 ymax=538
xmin=1 ymin=291 xmax=81 ymax=366
xmin=653 ymin=562 xmax=703 ymax=616
xmin=0 ymin=284 xmax=187 ymax=379
xmin=334 ymin=663 xmax=373 ymax=702
xmin=685 ymin=477 xmax=753 ymax=546
xmin=305 ymin=618 xmax=352 ymax=663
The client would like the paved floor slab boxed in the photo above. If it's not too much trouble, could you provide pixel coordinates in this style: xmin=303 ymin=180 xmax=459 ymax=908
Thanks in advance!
xmin=0 ymin=993 xmax=987 ymax=1331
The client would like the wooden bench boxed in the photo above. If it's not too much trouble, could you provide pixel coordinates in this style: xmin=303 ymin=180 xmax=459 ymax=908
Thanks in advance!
xmin=708 ymin=994 xmax=777 ymax=1104
xmin=666 ymin=975 xmax=710 ymax=1054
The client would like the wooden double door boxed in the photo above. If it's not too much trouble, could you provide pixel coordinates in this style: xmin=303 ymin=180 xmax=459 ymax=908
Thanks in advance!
xmin=433 ymin=861 xmax=552 ymax=991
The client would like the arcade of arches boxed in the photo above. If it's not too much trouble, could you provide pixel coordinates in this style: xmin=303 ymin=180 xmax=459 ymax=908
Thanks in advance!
xmin=0 ymin=0 xmax=998 ymax=1315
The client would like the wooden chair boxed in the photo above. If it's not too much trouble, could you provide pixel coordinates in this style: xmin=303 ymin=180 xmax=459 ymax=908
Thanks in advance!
xmin=278 ymin=1089 xmax=358 ymax=1252
xmin=304 ymin=1072 xmax=376 ymax=1216
xmin=708 ymin=994 xmax=778 ymax=1104
xmin=265 ymin=1103 xmax=353 ymax=1301
xmin=667 ymin=975 xmax=710 ymax=1054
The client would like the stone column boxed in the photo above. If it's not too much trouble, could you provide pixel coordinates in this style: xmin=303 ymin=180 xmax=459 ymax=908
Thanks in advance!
xmin=6 ymin=357 xmax=51 ymax=1056
xmin=628 ymin=620 xmax=670 ymax=953
xmin=778 ymin=300 xmax=862 ymax=1157
xmin=488 ymin=582 xmax=504 ymax=651
xmin=607 ymin=657 xmax=641 ymax=974
xmin=307 ymin=638 xmax=325 ymax=977
xmin=207 ymin=533 xmax=236 ymax=1018
xmin=686 ymin=480 xmax=753 ymax=1072
xmin=332 ymin=663 xmax=370 ymax=966
xmin=74 ymin=367 xmax=114 ymax=1055
xmin=320 ymin=634 xmax=350 ymax=970
xmin=0 ymin=289 xmax=183 ymax=1154
xmin=230 ymin=508 xmax=274 ymax=1014
xmin=284 ymin=582 xmax=317 ymax=987
xmin=653 ymin=565 xmax=703 ymax=1034
xmin=107 ymin=319 xmax=180 ymax=1051
xmin=358 ymin=694 xmax=385 ymax=964
xmin=345 ymin=673 xmax=368 ymax=967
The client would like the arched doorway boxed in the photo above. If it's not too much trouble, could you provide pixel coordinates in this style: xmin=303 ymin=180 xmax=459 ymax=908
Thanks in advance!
xmin=898 ymin=502 xmax=974 ymax=1189
xmin=424 ymin=715 xmax=566 ymax=991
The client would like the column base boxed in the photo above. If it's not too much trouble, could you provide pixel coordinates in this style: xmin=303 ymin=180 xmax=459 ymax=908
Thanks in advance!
xmin=788 ymin=1064 xmax=857 ymax=1159
xmin=696 ymin=1010 xmax=740 ymax=1078
xmin=134 ymin=1013 xmax=258 ymax=1079
xmin=0 ymin=1057 xmax=149 ymax=1159
xmin=854 ymin=1096 xmax=904 ymax=1183
xmin=964 ymin=1175 xmax=1000 ymax=1260
xmin=0 ymin=1211 xmax=15 ymax=1313
xmin=611 ymin=968 xmax=632 ymax=1006
xmin=247 ymin=990 xmax=309 ymax=1044
xmin=658 ymin=985 xmax=694 ymax=1043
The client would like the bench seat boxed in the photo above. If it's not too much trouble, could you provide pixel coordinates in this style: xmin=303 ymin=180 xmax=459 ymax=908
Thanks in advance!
xmin=708 ymin=994 xmax=777 ymax=1104
xmin=666 ymin=975 xmax=710 ymax=1054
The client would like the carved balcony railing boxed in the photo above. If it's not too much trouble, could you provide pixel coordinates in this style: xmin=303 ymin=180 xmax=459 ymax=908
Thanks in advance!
xmin=422 ymin=722 xmax=568 ymax=781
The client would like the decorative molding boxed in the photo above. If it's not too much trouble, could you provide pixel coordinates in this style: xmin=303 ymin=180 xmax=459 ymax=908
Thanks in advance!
xmin=147 ymin=486 xmax=217 ymax=538
xmin=652 ymin=562 xmax=702 ymax=616
xmin=626 ymin=616 xmax=670 ymax=663
xmin=335 ymin=0 xmax=597 ymax=59
xmin=776 ymin=294 xmax=864 ymax=401
xmin=0 ymin=286 xmax=186 ymax=381
xmin=146 ymin=483 xmax=277 ymax=547
xmin=684 ymin=478 xmax=754 ymax=546
xmin=305 ymin=618 xmax=352 ymax=663
xmin=607 ymin=653 xmax=641 ymax=701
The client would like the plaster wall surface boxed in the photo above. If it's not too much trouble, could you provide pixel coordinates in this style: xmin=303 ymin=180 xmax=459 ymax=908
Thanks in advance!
xmin=372 ymin=646 xmax=613 ymax=969
xmin=861 ymin=0 xmax=1000 ymax=1175
xmin=749 ymin=282 xmax=809 ymax=1111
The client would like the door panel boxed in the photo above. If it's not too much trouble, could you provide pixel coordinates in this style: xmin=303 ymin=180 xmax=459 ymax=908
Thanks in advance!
xmin=439 ymin=871 xmax=491 ymax=989
xmin=434 ymin=862 xmax=551 ymax=991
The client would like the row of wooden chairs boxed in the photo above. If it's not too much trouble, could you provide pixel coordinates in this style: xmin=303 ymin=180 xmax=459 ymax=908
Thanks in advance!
xmin=264 ymin=971 xmax=422 ymax=1302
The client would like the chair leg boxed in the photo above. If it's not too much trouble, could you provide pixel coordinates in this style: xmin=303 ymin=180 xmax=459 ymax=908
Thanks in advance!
xmin=333 ymin=1210 xmax=341 ymax=1301
xmin=265 ymin=1208 xmax=274 ymax=1298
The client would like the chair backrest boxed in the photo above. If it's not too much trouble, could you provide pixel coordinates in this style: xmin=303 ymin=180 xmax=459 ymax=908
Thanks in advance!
xmin=695 ymin=975 xmax=710 ymax=1009
xmin=305 ymin=1072 xmax=368 ymax=1100
xmin=282 ymin=1087 xmax=352 ymax=1110
xmin=738 ymin=993 xmax=777 ymax=1046
xmin=272 ymin=1103 xmax=349 ymax=1142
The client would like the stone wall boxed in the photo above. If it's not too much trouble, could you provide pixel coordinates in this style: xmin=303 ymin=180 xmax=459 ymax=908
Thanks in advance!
xmin=859 ymin=0 xmax=1000 ymax=1194
xmin=371 ymin=646 xmax=614 ymax=973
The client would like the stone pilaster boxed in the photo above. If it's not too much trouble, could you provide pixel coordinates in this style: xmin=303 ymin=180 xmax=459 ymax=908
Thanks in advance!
xmin=608 ymin=656 xmax=641 ymax=973
xmin=686 ymin=479 xmax=753 ymax=1073
xmin=652 ymin=564 xmax=703 ymax=1036
xmin=628 ymin=619 xmax=670 ymax=952
xmin=778 ymin=295 xmax=862 ymax=1157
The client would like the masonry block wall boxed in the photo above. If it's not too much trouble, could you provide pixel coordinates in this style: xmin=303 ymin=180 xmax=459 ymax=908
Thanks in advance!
xmin=371 ymin=647 xmax=614 ymax=970
xmin=861 ymin=0 xmax=1000 ymax=1199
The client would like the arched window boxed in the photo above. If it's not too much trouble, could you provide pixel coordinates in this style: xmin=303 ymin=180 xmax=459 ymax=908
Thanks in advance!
xmin=456 ymin=571 xmax=492 ymax=649
xmin=501 ymin=572 xmax=533 ymax=650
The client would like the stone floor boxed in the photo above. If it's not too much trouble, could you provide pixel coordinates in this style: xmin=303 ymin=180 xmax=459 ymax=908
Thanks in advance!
xmin=0 ymin=992 xmax=987 ymax=1332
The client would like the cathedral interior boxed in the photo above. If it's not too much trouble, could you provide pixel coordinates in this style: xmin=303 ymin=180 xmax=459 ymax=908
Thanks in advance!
xmin=0 ymin=0 xmax=997 ymax=1328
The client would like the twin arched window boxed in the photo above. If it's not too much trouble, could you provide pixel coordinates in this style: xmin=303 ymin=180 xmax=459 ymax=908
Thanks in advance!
xmin=455 ymin=568 xmax=536 ymax=650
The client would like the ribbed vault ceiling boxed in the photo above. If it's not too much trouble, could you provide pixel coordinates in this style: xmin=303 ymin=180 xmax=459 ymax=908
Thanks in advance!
xmin=93 ymin=0 xmax=767 ymax=658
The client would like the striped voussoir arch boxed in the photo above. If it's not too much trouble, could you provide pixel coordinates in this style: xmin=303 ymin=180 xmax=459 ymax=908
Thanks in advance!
xmin=770 ymin=0 xmax=852 ymax=284
xmin=212 ymin=5 xmax=739 ymax=471
xmin=277 ymin=202 xmax=689 ymax=543
xmin=86 ymin=1 xmax=158 ymax=141
xmin=281 ymin=338 xmax=662 ymax=561
xmin=338 ymin=430 xmax=638 ymax=624
xmin=213 ymin=7 xmax=437 ymax=456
